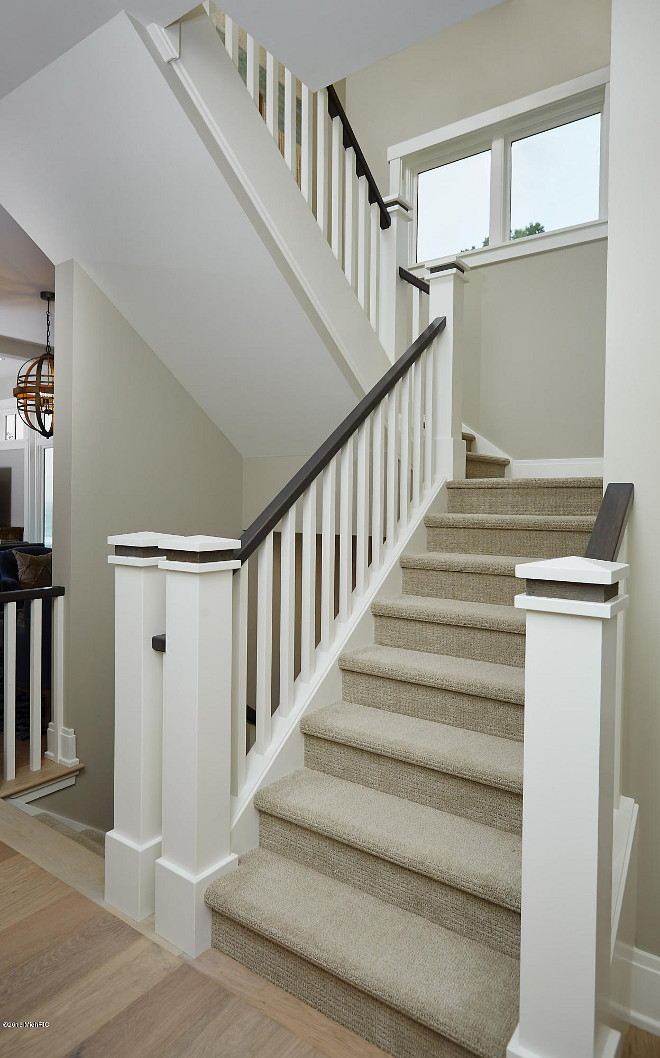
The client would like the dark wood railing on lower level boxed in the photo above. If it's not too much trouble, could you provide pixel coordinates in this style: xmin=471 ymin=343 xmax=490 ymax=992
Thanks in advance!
xmin=585 ymin=483 xmax=634 ymax=561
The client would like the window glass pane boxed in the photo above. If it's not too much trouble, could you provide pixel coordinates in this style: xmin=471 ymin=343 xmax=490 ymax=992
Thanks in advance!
xmin=417 ymin=150 xmax=491 ymax=261
xmin=44 ymin=447 xmax=53 ymax=547
xmin=510 ymin=113 xmax=601 ymax=239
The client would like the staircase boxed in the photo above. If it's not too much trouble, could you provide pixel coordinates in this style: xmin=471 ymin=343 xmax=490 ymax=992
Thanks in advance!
xmin=205 ymin=467 xmax=602 ymax=1058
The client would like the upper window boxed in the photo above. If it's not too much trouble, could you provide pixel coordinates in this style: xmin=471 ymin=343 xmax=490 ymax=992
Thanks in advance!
xmin=417 ymin=150 xmax=491 ymax=261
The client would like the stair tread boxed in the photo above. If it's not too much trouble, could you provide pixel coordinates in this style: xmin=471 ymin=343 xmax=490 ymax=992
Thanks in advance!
xmin=301 ymin=701 xmax=524 ymax=792
xmin=255 ymin=769 xmax=521 ymax=910
xmin=206 ymin=847 xmax=519 ymax=1058
xmin=372 ymin=594 xmax=526 ymax=633
xmin=400 ymin=551 xmax=526 ymax=575
xmin=426 ymin=512 xmax=595 ymax=530
xmin=339 ymin=643 xmax=525 ymax=705
xmin=447 ymin=476 xmax=603 ymax=490
xmin=466 ymin=452 xmax=510 ymax=465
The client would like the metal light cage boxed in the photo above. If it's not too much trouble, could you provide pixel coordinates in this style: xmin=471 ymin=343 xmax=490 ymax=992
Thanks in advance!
xmin=14 ymin=351 xmax=54 ymax=439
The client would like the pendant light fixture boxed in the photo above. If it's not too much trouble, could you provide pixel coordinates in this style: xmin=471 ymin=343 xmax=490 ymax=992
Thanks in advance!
xmin=14 ymin=290 xmax=55 ymax=438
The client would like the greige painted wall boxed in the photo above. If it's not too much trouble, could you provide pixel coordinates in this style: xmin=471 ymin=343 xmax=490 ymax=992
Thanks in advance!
xmin=345 ymin=0 xmax=612 ymax=192
xmin=605 ymin=0 xmax=660 ymax=958
xmin=44 ymin=261 xmax=243 ymax=830
xmin=463 ymin=241 xmax=607 ymax=459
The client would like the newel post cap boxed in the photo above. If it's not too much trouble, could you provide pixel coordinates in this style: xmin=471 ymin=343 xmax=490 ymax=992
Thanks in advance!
xmin=515 ymin=556 xmax=630 ymax=584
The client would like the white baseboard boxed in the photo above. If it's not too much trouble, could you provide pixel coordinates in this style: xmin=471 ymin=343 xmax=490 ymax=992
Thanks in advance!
xmin=511 ymin=457 xmax=604 ymax=479
xmin=630 ymin=947 xmax=660 ymax=1036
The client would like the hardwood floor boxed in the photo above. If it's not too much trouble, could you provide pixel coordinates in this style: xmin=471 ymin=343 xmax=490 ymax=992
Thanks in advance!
xmin=0 ymin=814 xmax=657 ymax=1058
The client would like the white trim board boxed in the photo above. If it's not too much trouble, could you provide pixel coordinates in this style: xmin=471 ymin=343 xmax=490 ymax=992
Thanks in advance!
xmin=630 ymin=948 xmax=660 ymax=1037
xmin=511 ymin=457 xmax=604 ymax=479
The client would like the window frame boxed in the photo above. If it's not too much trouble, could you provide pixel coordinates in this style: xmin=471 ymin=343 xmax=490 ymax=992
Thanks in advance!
xmin=388 ymin=69 xmax=609 ymax=268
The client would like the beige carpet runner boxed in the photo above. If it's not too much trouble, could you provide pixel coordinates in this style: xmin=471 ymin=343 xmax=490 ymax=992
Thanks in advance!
xmin=206 ymin=447 xmax=602 ymax=1058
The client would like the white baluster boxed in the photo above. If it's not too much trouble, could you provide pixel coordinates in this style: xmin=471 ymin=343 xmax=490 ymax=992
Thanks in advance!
xmin=301 ymin=85 xmax=313 ymax=204
xmin=321 ymin=457 xmax=337 ymax=652
xmin=29 ymin=599 xmax=42 ymax=771
xmin=357 ymin=178 xmax=369 ymax=311
xmin=279 ymin=506 xmax=296 ymax=715
xmin=428 ymin=268 xmax=468 ymax=480
xmin=424 ymin=345 xmax=435 ymax=490
xmin=3 ymin=601 xmax=16 ymax=781
xmin=399 ymin=371 xmax=410 ymax=526
xmin=369 ymin=202 xmax=380 ymax=332
xmin=255 ymin=534 xmax=273 ymax=753
xmin=265 ymin=52 xmax=278 ymax=141
xmin=231 ymin=562 xmax=248 ymax=795
xmin=371 ymin=403 xmax=384 ymax=571
xmin=386 ymin=386 xmax=399 ymax=547
xmin=339 ymin=439 xmax=354 ymax=622
xmin=224 ymin=15 xmax=239 ymax=64
xmin=331 ymin=116 xmax=344 ymax=262
xmin=246 ymin=35 xmax=259 ymax=104
xmin=412 ymin=287 xmax=421 ymax=340
xmin=344 ymin=147 xmax=357 ymax=289
xmin=45 ymin=594 xmax=75 ymax=766
xmin=316 ymin=88 xmax=329 ymax=236
xmin=411 ymin=358 xmax=423 ymax=509
xmin=301 ymin=482 xmax=316 ymax=682
xmin=356 ymin=418 xmax=370 ymax=595
xmin=379 ymin=199 xmax=413 ymax=360
xmin=284 ymin=68 xmax=296 ymax=174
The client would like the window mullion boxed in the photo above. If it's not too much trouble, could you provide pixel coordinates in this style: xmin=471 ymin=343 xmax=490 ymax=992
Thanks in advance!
xmin=599 ymin=83 xmax=610 ymax=221
xmin=489 ymin=135 xmax=509 ymax=245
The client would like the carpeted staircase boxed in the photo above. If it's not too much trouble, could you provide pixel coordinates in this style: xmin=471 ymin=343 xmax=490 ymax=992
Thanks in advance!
xmin=205 ymin=443 xmax=602 ymax=1058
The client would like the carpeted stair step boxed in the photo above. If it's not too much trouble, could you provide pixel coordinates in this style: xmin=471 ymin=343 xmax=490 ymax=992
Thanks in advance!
xmin=426 ymin=512 xmax=594 ymax=559
xmin=301 ymin=701 xmax=523 ymax=833
xmin=466 ymin=455 xmax=509 ymax=479
xmin=372 ymin=595 xmax=526 ymax=667
xmin=462 ymin=430 xmax=476 ymax=453
xmin=400 ymin=552 xmax=523 ymax=606
xmin=206 ymin=848 xmax=519 ymax=1058
xmin=255 ymin=769 xmax=521 ymax=956
xmin=339 ymin=644 xmax=525 ymax=741
xmin=446 ymin=477 xmax=603 ymax=516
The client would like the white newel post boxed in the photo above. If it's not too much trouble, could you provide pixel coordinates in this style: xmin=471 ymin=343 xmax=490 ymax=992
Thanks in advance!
xmin=379 ymin=197 xmax=412 ymax=360
xmin=509 ymin=556 xmax=630 ymax=1058
xmin=428 ymin=265 xmax=468 ymax=480
xmin=155 ymin=535 xmax=240 ymax=957
xmin=105 ymin=533 xmax=165 ymax=921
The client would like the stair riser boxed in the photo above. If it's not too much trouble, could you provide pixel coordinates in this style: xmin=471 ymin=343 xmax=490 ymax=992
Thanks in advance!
xmin=341 ymin=670 xmax=524 ymax=741
xmin=466 ymin=460 xmax=506 ymax=479
xmin=374 ymin=615 xmax=526 ymax=667
xmin=447 ymin=488 xmax=602 ymax=516
xmin=304 ymin=736 xmax=522 ymax=834
xmin=211 ymin=915 xmax=475 ymax=1058
xmin=259 ymin=813 xmax=520 ymax=957
xmin=402 ymin=566 xmax=519 ymax=606
xmin=426 ymin=525 xmax=592 ymax=558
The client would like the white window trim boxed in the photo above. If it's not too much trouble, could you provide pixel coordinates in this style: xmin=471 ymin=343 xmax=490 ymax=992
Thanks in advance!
xmin=387 ymin=67 xmax=610 ymax=268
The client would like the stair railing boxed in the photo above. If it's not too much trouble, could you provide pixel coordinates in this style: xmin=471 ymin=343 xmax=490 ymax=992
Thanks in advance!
xmin=202 ymin=2 xmax=417 ymax=360
xmin=106 ymin=271 xmax=472 ymax=955
xmin=509 ymin=483 xmax=635 ymax=1058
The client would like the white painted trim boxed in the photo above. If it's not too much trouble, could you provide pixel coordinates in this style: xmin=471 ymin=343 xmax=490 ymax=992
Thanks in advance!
xmin=512 ymin=456 xmax=604 ymax=479
xmin=630 ymin=948 xmax=660 ymax=1036
xmin=514 ymin=557 xmax=629 ymax=586
xmin=611 ymin=797 xmax=638 ymax=955
xmin=462 ymin=423 xmax=512 ymax=464
xmin=7 ymin=773 xmax=79 ymax=804
xmin=514 ymin=591 xmax=629 ymax=620
xmin=451 ymin=220 xmax=607 ymax=270
xmin=389 ymin=67 xmax=610 ymax=161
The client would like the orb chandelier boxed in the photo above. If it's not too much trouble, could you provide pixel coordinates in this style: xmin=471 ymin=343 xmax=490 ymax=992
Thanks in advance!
xmin=14 ymin=291 xmax=54 ymax=438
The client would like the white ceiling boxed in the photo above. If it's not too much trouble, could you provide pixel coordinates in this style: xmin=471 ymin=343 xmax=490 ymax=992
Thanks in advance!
xmin=0 ymin=206 xmax=54 ymax=344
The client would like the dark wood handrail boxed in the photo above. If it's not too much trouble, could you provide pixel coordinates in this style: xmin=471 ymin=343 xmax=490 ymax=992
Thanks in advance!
xmin=0 ymin=585 xmax=65 ymax=604
xmin=238 ymin=316 xmax=447 ymax=564
xmin=399 ymin=267 xmax=430 ymax=295
xmin=584 ymin=483 xmax=634 ymax=561
xmin=326 ymin=85 xmax=391 ymax=231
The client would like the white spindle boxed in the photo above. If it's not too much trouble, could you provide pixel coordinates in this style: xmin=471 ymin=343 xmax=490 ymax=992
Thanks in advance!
xmin=339 ymin=439 xmax=354 ymax=622
xmin=3 ymin=601 xmax=16 ymax=781
xmin=321 ymin=458 xmax=337 ymax=652
xmin=224 ymin=15 xmax=238 ymax=64
xmin=386 ymin=387 xmax=399 ymax=547
xmin=331 ymin=116 xmax=344 ymax=262
xmin=46 ymin=595 xmax=69 ymax=765
xmin=369 ymin=202 xmax=380 ymax=332
xmin=412 ymin=358 xmax=423 ymax=509
xmin=316 ymin=88 xmax=329 ymax=236
xmin=301 ymin=85 xmax=313 ymax=204
xmin=231 ymin=562 xmax=248 ymax=795
xmin=279 ymin=507 xmax=296 ymax=715
xmin=29 ymin=599 xmax=42 ymax=771
xmin=301 ymin=482 xmax=316 ymax=682
xmin=399 ymin=373 xmax=411 ymax=525
xmin=255 ymin=534 xmax=273 ymax=753
xmin=424 ymin=346 xmax=435 ymax=490
xmin=412 ymin=287 xmax=421 ymax=341
xmin=344 ymin=147 xmax=357 ymax=289
xmin=356 ymin=419 xmax=370 ymax=595
xmin=265 ymin=52 xmax=278 ymax=141
xmin=371 ymin=404 xmax=384 ymax=571
xmin=246 ymin=35 xmax=259 ymax=103
xmin=357 ymin=178 xmax=369 ymax=311
xmin=284 ymin=68 xmax=296 ymax=174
